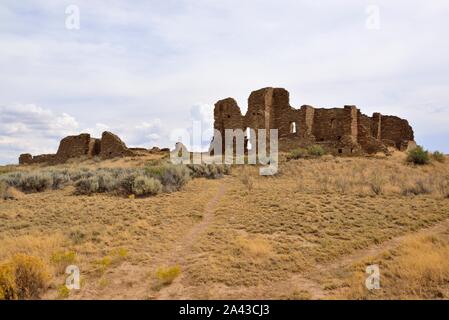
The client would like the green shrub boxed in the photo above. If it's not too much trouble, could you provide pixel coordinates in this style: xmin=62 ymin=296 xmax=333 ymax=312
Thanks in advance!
xmin=406 ymin=146 xmax=430 ymax=165
xmin=307 ymin=145 xmax=326 ymax=157
xmin=132 ymin=176 xmax=162 ymax=196
xmin=432 ymin=151 xmax=445 ymax=163
xmin=155 ymin=265 xmax=180 ymax=285
xmin=75 ymin=176 xmax=100 ymax=195
xmin=146 ymin=164 xmax=190 ymax=192
xmin=286 ymin=148 xmax=308 ymax=160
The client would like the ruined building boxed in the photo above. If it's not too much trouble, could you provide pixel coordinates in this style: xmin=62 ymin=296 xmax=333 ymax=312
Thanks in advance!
xmin=19 ymin=131 xmax=137 ymax=165
xmin=213 ymin=87 xmax=415 ymax=155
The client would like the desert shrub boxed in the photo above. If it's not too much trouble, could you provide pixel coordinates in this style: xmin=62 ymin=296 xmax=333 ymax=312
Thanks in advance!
xmin=432 ymin=151 xmax=446 ymax=163
xmin=132 ymin=176 xmax=162 ymax=196
xmin=187 ymin=164 xmax=231 ymax=179
xmin=286 ymin=148 xmax=308 ymax=160
xmin=406 ymin=146 xmax=430 ymax=165
xmin=0 ymin=263 xmax=16 ymax=300
xmin=307 ymin=145 xmax=326 ymax=157
xmin=49 ymin=171 xmax=71 ymax=189
xmin=1 ymin=170 xmax=72 ymax=193
xmin=96 ymin=171 xmax=118 ymax=193
xmin=74 ymin=176 xmax=99 ymax=195
xmin=155 ymin=265 xmax=180 ymax=285
xmin=146 ymin=164 xmax=190 ymax=192
xmin=0 ymin=254 xmax=50 ymax=300
xmin=68 ymin=169 xmax=93 ymax=181
xmin=22 ymin=172 xmax=53 ymax=192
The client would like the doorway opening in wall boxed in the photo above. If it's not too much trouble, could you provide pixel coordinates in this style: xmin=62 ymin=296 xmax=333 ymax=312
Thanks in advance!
xmin=338 ymin=149 xmax=343 ymax=154
xmin=290 ymin=122 xmax=297 ymax=134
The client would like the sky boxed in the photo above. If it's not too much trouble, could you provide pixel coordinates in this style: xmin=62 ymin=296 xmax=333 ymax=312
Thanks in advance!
xmin=1 ymin=0 xmax=449 ymax=164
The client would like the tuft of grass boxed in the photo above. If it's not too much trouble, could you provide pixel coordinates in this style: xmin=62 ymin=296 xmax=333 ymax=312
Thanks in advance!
xmin=155 ymin=265 xmax=181 ymax=285
xmin=116 ymin=248 xmax=128 ymax=259
xmin=96 ymin=256 xmax=112 ymax=274
xmin=239 ymin=169 xmax=254 ymax=191
xmin=50 ymin=251 xmax=77 ymax=274
xmin=369 ymin=174 xmax=384 ymax=195
xmin=57 ymin=284 xmax=70 ymax=299
xmin=406 ymin=146 xmax=430 ymax=165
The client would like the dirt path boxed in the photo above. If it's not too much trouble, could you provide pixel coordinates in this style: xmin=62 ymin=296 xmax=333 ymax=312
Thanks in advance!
xmin=291 ymin=217 xmax=449 ymax=299
xmin=156 ymin=183 xmax=226 ymax=299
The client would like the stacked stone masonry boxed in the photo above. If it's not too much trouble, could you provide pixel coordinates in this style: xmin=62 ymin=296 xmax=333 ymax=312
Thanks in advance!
xmin=19 ymin=131 xmax=137 ymax=165
xmin=213 ymin=87 xmax=415 ymax=155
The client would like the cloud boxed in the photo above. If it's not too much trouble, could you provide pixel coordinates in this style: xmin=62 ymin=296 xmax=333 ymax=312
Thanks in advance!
xmin=0 ymin=104 xmax=80 ymax=163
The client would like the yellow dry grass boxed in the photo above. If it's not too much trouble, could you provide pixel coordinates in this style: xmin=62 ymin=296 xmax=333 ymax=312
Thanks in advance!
xmin=0 ymin=151 xmax=449 ymax=299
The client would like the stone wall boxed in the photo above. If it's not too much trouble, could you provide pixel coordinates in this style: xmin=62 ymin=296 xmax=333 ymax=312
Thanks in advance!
xmin=213 ymin=87 xmax=415 ymax=155
xmin=55 ymin=133 xmax=91 ymax=163
xmin=19 ymin=131 xmax=137 ymax=165
xmin=99 ymin=131 xmax=135 ymax=159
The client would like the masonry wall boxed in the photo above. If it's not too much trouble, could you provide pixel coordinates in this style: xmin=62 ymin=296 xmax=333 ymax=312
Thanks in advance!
xmin=212 ymin=87 xmax=415 ymax=155
xmin=55 ymin=133 xmax=91 ymax=163
xmin=19 ymin=131 xmax=136 ymax=165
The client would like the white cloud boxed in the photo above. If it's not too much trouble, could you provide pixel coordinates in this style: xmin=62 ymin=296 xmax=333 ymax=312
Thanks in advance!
xmin=0 ymin=104 xmax=80 ymax=163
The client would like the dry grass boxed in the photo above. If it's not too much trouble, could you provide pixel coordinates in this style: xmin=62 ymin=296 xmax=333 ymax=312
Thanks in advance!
xmin=1 ymin=151 xmax=449 ymax=299
xmin=341 ymin=230 xmax=449 ymax=299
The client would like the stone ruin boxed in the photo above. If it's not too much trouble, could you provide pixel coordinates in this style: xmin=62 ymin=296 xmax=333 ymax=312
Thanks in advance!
xmin=20 ymin=131 xmax=145 ymax=165
xmin=19 ymin=87 xmax=416 ymax=165
xmin=213 ymin=87 xmax=416 ymax=155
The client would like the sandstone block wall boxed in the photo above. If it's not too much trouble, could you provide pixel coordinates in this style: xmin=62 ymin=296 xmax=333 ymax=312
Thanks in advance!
xmin=19 ymin=131 xmax=137 ymax=165
xmin=55 ymin=133 xmax=91 ymax=163
xmin=99 ymin=131 xmax=135 ymax=159
xmin=213 ymin=87 xmax=415 ymax=155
